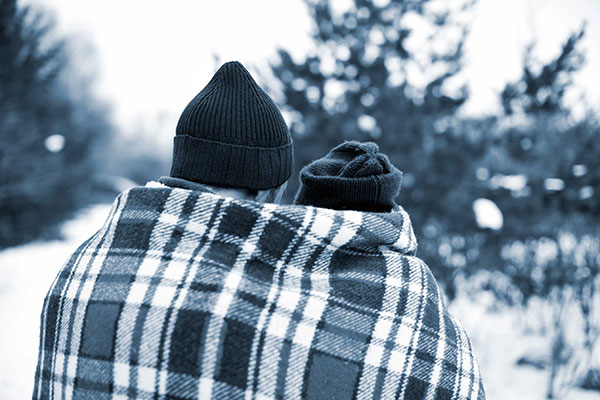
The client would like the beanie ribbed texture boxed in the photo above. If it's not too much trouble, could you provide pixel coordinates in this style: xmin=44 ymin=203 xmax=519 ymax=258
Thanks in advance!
xmin=294 ymin=141 xmax=403 ymax=212
xmin=170 ymin=61 xmax=292 ymax=190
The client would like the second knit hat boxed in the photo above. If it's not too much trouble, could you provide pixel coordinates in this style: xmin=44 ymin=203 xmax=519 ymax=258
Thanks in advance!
xmin=294 ymin=141 xmax=403 ymax=212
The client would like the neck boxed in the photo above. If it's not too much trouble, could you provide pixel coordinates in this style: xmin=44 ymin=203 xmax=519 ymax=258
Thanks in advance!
xmin=159 ymin=176 xmax=286 ymax=203
xmin=207 ymin=185 xmax=257 ymax=201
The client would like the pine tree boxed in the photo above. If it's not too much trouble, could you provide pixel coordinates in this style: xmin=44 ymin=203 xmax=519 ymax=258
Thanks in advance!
xmin=501 ymin=27 xmax=586 ymax=116
xmin=270 ymin=0 xmax=484 ymax=292
xmin=0 ymin=0 xmax=111 ymax=248
xmin=485 ymin=27 xmax=600 ymax=395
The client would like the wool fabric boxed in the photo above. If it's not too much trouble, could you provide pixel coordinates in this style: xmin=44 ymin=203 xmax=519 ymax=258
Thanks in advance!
xmin=33 ymin=183 xmax=486 ymax=399
xmin=295 ymin=141 xmax=403 ymax=212
xmin=171 ymin=61 xmax=292 ymax=190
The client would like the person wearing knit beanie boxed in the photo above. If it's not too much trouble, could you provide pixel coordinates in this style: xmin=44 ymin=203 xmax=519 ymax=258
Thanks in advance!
xmin=163 ymin=61 xmax=293 ymax=203
xmin=295 ymin=141 xmax=403 ymax=212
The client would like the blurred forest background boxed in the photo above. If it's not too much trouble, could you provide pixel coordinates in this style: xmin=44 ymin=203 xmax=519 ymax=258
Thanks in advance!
xmin=1 ymin=0 xmax=599 ymax=398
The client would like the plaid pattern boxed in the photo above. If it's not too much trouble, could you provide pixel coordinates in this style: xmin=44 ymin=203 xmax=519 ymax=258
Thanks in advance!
xmin=33 ymin=184 xmax=485 ymax=399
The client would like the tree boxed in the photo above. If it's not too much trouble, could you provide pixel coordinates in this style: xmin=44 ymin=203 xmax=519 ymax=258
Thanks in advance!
xmin=501 ymin=27 xmax=586 ymax=116
xmin=270 ymin=0 xmax=488 ymax=294
xmin=486 ymin=26 xmax=600 ymax=397
xmin=0 ymin=0 xmax=111 ymax=248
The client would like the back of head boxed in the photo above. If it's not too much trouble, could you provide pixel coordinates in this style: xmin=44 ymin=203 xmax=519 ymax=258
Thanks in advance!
xmin=295 ymin=141 xmax=403 ymax=212
xmin=170 ymin=61 xmax=293 ymax=192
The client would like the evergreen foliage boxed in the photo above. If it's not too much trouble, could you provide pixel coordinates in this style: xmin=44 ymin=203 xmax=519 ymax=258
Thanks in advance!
xmin=0 ymin=0 xmax=111 ymax=248
xmin=270 ymin=0 xmax=486 ymax=294
xmin=270 ymin=0 xmax=599 ymax=302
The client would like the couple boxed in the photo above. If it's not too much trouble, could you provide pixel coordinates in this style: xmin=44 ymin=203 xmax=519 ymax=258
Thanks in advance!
xmin=33 ymin=62 xmax=485 ymax=400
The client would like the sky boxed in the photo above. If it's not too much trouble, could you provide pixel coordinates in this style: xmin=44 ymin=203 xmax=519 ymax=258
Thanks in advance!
xmin=27 ymin=0 xmax=600 ymax=144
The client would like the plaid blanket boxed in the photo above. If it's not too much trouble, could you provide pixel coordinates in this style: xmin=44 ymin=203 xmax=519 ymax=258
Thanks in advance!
xmin=33 ymin=184 xmax=485 ymax=399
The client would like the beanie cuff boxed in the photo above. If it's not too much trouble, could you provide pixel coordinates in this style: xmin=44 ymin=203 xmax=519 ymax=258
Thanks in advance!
xmin=170 ymin=135 xmax=293 ymax=190
xmin=295 ymin=168 xmax=402 ymax=211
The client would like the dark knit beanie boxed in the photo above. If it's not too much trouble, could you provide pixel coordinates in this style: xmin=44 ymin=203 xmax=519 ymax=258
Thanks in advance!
xmin=294 ymin=141 xmax=403 ymax=212
xmin=170 ymin=61 xmax=293 ymax=190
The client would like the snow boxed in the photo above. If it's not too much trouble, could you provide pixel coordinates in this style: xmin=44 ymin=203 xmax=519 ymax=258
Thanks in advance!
xmin=473 ymin=198 xmax=504 ymax=230
xmin=451 ymin=293 xmax=600 ymax=400
xmin=0 ymin=204 xmax=111 ymax=399
xmin=44 ymin=134 xmax=65 ymax=153
xmin=573 ymin=164 xmax=588 ymax=177
xmin=489 ymin=174 xmax=527 ymax=191
xmin=0 ymin=203 xmax=599 ymax=400
xmin=544 ymin=178 xmax=566 ymax=191
xmin=358 ymin=114 xmax=377 ymax=131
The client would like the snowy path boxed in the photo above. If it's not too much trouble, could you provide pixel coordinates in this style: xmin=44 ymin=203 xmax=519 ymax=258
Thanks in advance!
xmin=0 ymin=205 xmax=111 ymax=399
xmin=0 ymin=203 xmax=598 ymax=399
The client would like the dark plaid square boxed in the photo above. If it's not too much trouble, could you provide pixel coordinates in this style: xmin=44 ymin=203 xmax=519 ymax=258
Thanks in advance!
xmin=81 ymin=301 xmax=122 ymax=360
xmin=259 ymin=218 xmax=296 ymax=258
xmin=422 ymin=296 xmax=441 ymax=331
xmin=405 ymin=376 xmax=429 ymax=399
xmin=112 ymin=220 xmax=156 ymax=250
xmin=219 ymin=203 xmax=259 ymax=238
xmin=75 ymin=358 xmax=113 ymax=390
xmin=205 ymin=241 xmax=240 ymax=268
xmin=217 ymin=318 xmax=254 ymax=389
xmin=169 ymin=309 xmax=209 ymax=375
xmin=245 ymin=257 xmax=274 ymax=282
xmin=305 ymin=351 xmax=360 ymax=400
xmin=42 ymin=295 xmax=61 ymax=351
xmin=91 ymin=274 xmax=133 ymax=302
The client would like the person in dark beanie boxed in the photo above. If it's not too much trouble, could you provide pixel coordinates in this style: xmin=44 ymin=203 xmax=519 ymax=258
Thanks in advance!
xmin=33 ymin=62 xmax=484 ymax=400
xmin=164 ymin=60 xmax=293 ymax=203
xmin=295 ymin=141 xmax=403 ymax=212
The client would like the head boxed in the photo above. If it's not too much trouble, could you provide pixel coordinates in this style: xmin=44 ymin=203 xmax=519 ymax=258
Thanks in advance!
xmin=294 ymin=141 xmax=403 ymax=212
xmin=170 ymin=61 xmax=292 ymax=203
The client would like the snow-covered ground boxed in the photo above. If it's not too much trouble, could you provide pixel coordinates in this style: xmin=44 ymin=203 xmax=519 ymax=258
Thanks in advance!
xmin=0 ymin=204 xmax=598 ymax=400
xmin=0 ymin=204 xmax=111 ymax=399
xmin=451 ymin=295 xmax=600 ymax=400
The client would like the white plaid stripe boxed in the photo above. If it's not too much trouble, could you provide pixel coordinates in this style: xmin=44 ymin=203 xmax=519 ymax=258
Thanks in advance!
xmin=156 ymin=192 xmax=224 ymax=396
xmin=450 ymin=311 xmax=467 ymax=400
xmin=457 ymin=313 xmax=478 ymax=400
xmin=458 ymin=324 xmax=472 ymax=399
xmin=282 ymin=208 xmax=336 ymax=399
xmin=135 ymin=191 xmax=191 ymax=395
xmin=136 ymin=191 xmax=203 ymax=393
xmin=399 ymin=206 xmax=418 ymax=252
xmin=49 ymin=243 xmax=98 ymax=399
xmin=49 ymin=190 xmax=130 ymax=400
xmin=247 ymin=207 xmax=316 ymax=399
xmin=198 ymin=203 xmax=277 ymax=398
xmin=63 ymin=240 xmax=111 ymax=399
xmin=468 ymin=329 xmax=481 ymax=400
xmin=393 ymin=209 xmax=413 ymax=252
xmin=254 ymin=239 xmax=317 ymax=395
xmin=356 ymin=245 xmax=404 ymax=400
xmin=381 ymin=257 xmax=429 ymax=398
xmin=284 ymin=209 xmax=361 ymax=399
xmin=427 ymin=282 xmax=449 ymax=399
xmin=449 ymin=310 xmax=480 ymax=399
xmin=34 ymin=242 xmax=84 ymax=399
xmin=112 ymin=190 xmax=191 ymax=396
xmin=396 ymin=257 xmax=430 ymax=398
